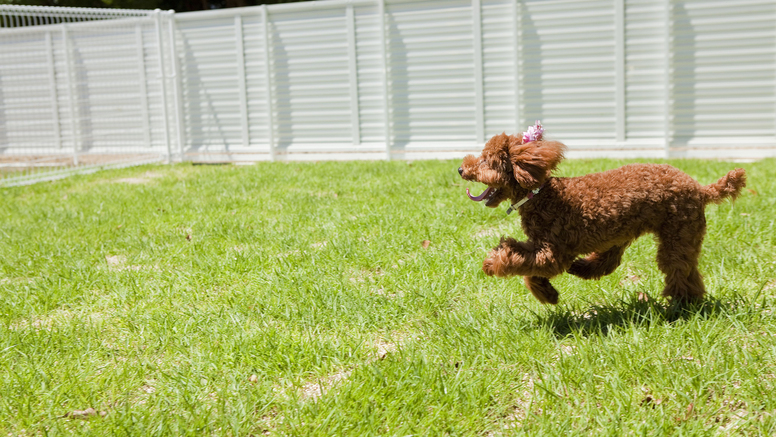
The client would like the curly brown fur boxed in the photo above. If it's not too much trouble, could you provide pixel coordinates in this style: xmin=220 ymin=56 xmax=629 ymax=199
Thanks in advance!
xmin=459 ymin=133 xmax=746 ymax=305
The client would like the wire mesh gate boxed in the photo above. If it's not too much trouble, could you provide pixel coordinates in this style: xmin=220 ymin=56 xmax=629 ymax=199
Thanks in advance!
xmin=0 ymin=5 xmax=182 ymax=187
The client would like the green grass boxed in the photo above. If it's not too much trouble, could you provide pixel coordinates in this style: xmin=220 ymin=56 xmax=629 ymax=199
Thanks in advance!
xmin=1 ymin=158 xmax=775 ymax=436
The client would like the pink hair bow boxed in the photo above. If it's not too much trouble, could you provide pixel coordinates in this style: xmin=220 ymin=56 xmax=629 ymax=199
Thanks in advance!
xmin=522 ymin=120 xmax=544 ymax=143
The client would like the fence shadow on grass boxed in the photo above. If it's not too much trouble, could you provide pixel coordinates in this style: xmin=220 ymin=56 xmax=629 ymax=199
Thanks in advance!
xmin=532 ymin=291 xmax=756 ymax=338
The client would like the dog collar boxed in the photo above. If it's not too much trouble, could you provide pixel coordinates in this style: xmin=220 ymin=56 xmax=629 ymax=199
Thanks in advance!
xmin=506 ymin=186 xmax=543 ymax=215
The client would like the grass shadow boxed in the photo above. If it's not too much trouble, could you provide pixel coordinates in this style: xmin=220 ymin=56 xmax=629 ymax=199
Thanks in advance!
xmin=532 ymin=292 xmax=754 ymax=338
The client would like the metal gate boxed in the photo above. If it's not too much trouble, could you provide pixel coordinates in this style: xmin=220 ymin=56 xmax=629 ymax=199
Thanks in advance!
xmin=0 ymin=5 xmax=182 ymax=186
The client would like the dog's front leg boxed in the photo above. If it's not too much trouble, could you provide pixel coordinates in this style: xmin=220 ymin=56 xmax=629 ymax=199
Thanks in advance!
xmin=482 ymin=237 xmax=565 ymax=278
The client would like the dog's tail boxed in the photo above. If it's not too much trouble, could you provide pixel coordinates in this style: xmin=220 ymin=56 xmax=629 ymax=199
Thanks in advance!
xmin=702 ymin=168 xmax=746 ymax=205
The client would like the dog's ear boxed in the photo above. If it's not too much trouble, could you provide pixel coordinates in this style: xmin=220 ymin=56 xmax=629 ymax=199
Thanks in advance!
xmin=508 ymin=137 xmax=566 ymax=189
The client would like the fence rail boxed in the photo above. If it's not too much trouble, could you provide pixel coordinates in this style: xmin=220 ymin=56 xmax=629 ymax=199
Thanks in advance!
xmin=2 ymin=0 xmax=776 ymax=185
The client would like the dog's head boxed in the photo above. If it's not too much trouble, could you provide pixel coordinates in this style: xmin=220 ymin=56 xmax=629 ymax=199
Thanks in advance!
xmin=458 ymin=133 xmax=566 ymax=208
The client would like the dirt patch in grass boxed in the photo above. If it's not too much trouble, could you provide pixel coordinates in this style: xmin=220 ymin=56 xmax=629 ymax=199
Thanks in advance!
xmin=105 ymin=255 xmax=127 ymax=269
xmin=113 ymin=171 xmax=163 ymax=185
xmin=63 ymin=407 xmax=107 ymax=420
xmin=9 ymin=310 xmax=106 ymax=331
xmin=105 ymin=254 xmax=160 ymax=272
xmin=300 ymin=370 xmax=352 ymax=401
xmin=288 ymin=331 xmax=415 ymax=403
xmin=491 ymin=375 xmax=536 ymax=434
xmin=373 ymin=338 xmax=399 ymax=360
xmin=0 ymin=277 xmax=35 ymax=285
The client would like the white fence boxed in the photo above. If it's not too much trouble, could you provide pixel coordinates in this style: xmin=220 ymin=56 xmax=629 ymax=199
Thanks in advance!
xmin=2 ymin=0 xmax=776 ymax=184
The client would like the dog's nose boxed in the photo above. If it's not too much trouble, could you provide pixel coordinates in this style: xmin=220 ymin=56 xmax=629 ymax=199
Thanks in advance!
xmin=458 ymin=167 xmax=463 ymax=176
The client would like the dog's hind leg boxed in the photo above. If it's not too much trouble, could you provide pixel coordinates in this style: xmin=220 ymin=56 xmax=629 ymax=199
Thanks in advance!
xmin=567 ymin=244 xmax=628 ymax=280
xmin=523 ymin=276 xmax=559 ymax=304
xmin=656 ymin=216 xmax=707 ymax=304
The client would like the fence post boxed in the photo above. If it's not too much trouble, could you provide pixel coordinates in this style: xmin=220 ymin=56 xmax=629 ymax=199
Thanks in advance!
xmin=154 ymin=9 xmax=172 ymax=163
xmin=614 ymin=0 xmax=625 ymax=143
xmin=166 ymin=11 xmax=185 ymax=161
xmin=513 ymin=0 xmax=522 ymax=133
xmin=61 ymin=23 xmax=79 ymax=166
xmin=472 ymin=0 xmax=484 ymax=144
xmin=235 ymin=14 xmax=249 ymax=150
xmin=45 ymin=31 xmax=62 ymax=150
xmin=346 ymin=2 xmax=361 ymax=146
xmin=663 ymin=0 xmax=672 ymax=158
xmin=136 ymin=23 xmax=152 ymax=148
xmin=378 ymin=0 xmax=391 ymax=160
xmin=261 ymin=5 xmax=276 ymax=161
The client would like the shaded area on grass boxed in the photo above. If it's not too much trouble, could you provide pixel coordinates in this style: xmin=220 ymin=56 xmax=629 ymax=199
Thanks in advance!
xmin=533 ymin=292 xmax=762 ymax=338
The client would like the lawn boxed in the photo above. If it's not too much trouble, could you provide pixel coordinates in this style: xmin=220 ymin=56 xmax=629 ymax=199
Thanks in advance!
xmin=1 ymin=158 xmax=775 ymax=436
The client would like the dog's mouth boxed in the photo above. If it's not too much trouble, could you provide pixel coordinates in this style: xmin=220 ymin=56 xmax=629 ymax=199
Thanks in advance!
xmin=466 ymin=186 xmax=501 ymax=207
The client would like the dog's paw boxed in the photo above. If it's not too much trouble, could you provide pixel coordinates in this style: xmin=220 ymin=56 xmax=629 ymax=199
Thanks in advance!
xmin=482 ymin=256 xmax=498 ymax=276
xmin=483 ymin=249 xmax=511 ymax=277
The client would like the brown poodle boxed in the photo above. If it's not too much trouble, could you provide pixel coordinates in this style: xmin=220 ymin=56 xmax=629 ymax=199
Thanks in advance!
xmin=459 ymin=133 xmax=746 ymax=305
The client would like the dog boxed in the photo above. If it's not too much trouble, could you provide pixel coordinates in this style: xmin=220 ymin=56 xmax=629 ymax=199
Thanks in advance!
xmin=459 ymin=130 xmax=746 ymax=305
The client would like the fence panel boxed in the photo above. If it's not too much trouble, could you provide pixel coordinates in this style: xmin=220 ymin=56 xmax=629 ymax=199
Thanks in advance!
xmin=624 ymin=0 xmax=666 ymax=150
xmin=176 ymin=15 xmax=246 ymax=156
xmin=170 ymin=0 xmax=776 ymax=162
xmin=386 ymin=0 xmax=477 ymax=145
xmin=270 ymin=7 xmax=353 ymax=150
xmin=481 ymin=0 xmax=519 ymax=138
xmin=669 ymin=0 xmax=776 ymax=158
xmin=520 ymin=0 xmax=617 ymax=144
xmin=353 ymin=3 xmax=385 ymax=148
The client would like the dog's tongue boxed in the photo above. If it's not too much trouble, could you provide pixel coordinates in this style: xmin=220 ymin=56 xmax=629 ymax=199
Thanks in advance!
xmin=467 ymin=187 xmax=493 ymax=202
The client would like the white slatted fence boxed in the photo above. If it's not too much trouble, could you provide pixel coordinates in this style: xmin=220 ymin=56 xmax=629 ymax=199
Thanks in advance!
xmin=3 ymin=0 xmax=776 ymax=185
xmin=173 ymin=0 xmax=776 ymax=162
